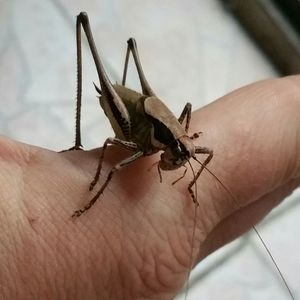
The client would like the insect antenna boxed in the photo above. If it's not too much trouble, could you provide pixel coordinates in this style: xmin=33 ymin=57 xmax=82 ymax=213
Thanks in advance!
xmin=192 ymin=156 xmax=295 ymax=300
xmin=184 ymin=160 xmax=198 ymax=300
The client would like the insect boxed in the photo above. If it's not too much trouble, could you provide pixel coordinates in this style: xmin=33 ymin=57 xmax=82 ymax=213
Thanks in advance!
xmin=70 ymin=12 xmax=212 ymax=218
xmin=67 ymin=12 xmax=294 ymax=300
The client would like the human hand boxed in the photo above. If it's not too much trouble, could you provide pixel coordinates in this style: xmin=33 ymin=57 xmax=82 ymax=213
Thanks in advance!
xmin=0 ymin=76 xmax=299 ymax=299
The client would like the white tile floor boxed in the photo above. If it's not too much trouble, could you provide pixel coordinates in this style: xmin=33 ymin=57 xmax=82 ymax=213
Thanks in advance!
xmin=0 ymin=0 xmax=299 ymax=299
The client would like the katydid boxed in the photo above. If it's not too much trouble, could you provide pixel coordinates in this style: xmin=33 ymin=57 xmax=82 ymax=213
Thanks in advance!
xmin=66 ymin=12 xmax=294 ymax=300
xmin=71 ymin=12 xmax=212 ymax=218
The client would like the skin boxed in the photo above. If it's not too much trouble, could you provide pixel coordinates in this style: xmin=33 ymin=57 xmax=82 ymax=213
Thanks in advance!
xmin=0 ymin=76 xmax=299 ymax=300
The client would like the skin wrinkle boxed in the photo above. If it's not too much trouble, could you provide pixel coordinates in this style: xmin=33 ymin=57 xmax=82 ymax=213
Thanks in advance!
xmin=167 ymin=225 xmax=191 ymax=273
xmin=1 ymin=258 xmax=14 ymax=299
xmin=24 ymin=227 xmax=61 ymax=298
xmin=138 ymin=229 xmax=185 ymax=297
xmin=14 ymin=235 xmax=42 ymax=299
xmin=202 ymin=177 xmax=282 ymax=257
xmin=154 ymin=247 xmax=185 ymax=293
xmin=55 ymin=231 xmax=87 ymax=298
xmin=90 ymin=230 xmax=116 ymax=289
xmin=156 ymin=205 xmax=194 ymax=288
xmin=125 ymin=229 xmax=146 ymax=277
xmin=169 ymin=222 xmax=197 ymax=270
xmin=0 ymin=137 xmax=31 ymax=166
xmin=214 ymin=123 xmax=287 ymax=208
xmin=202 ymin=186 xmax=226 ymax=230
xmin=0 ymin=155 xmax=41 ymax=299
xmin=201 ymin=177 xmax=300 ymax=260
xmin=75 ymin=233 xmax=110 ymax=299
xmin=117 ymin=204 xmax=156 ymax=298
xmin=15 ymin=149 xmax=110 ymax=299
xmin=92 ymin=221 xmax=121 ymax=259
xmin=142 ymin=235 xmax=169 ymax=291
xmin=105 ymin=230 xmax=129 ymax=297
xmin=105 ymin=212 xmax=139 ymax=298
xmin=285 ymin=129 xmax=300 ymax=180
xmin=61 ymin=148 xmax=102 ymax=181
xmin=195 ymin=193 xmax=217 ymax=233
xmin=119 ymin=240 xmax=131 ymax=300
xmin=131 ymin=204 xmax=192 ymax=298
xmin=153 ymin=245 xmax=170 ymax=293
xmin=18 ymin=148 xmax=42 ymax=230
xmin=168 ymin=231 xmax=189 ymax=271
xmin=166 ymin=226 xmax=194 ymax=275
xmin=136 ymin=247 xmax=161 ymax=298
xmin=24 ymin=159 xmax=64 ymax=220
xmin=0 ymin=76 xmax=300 ymax=299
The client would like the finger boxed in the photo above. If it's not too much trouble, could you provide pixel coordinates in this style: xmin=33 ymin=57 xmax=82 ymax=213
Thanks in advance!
xmin=190 ymin=76 xmax=300 ymax=217
xmin=199 ymin=177 xmax=300 ymax=258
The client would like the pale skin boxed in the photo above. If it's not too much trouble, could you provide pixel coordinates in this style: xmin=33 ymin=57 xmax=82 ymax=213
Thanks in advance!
xmin=0 ymin=76 xmax=300 ymax=300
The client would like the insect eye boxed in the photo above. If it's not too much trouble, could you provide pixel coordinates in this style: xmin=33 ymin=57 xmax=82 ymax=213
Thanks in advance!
xmin=171 ymin=143 xmax=182 ymax=156
xmin=173 ymin=142 xmax=190 ymax=158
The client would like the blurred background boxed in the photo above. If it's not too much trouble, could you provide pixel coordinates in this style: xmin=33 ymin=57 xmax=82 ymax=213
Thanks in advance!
xmin=0 ymin=0 xmax=299 ymax=299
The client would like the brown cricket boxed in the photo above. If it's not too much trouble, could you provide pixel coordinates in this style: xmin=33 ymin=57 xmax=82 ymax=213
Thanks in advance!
xmin=70 ymin=12 xmax=212 ymax=218
xmin=64 ymin=12 xmax=294 ymax=300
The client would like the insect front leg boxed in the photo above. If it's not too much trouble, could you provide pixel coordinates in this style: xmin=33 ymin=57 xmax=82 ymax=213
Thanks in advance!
xmin=72 ymin=151 xmax=144 ymax=217
xmin=189 ymin=147 xmax=213 ymax=205
xmin=89 ymin=138 xmax=138 ymax=191
xmin=172 ymin=165 xmax=188 ymax=185
xmin=190 ymin=132 xmax=202 ymax=140
xmin=121 ymin=38 xmax=155 ymax=97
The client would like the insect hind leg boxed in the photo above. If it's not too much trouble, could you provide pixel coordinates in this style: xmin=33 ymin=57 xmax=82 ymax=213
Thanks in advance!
xmin=178 ymin=102 xmax=192 ymax=133
xmin=121 ymin=38 xmax=155 ymax=97
xmin=178 ymin=103 xmax=202 ymax=137
xmin=72 ymin=12 xmax=130 ymax=150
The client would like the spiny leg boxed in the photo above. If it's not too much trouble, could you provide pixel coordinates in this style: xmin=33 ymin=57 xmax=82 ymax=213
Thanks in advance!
xmin=61 ymin=15 xmax=84 ymax=151
xmin=89 ymin=138 xmax=138 ymax=191
xmin=188 ymin=147 xmax=213 ymax=205
xmin=121 ymin=38 xmax=155 ymax=96
xmin=178 ymin=102 xmax=192 ymax=133
xmin=73 ymin=14 xmax=84 ymax=150
xmin=77 ymin=12 xmax=131 ymax=140
xmin=72 ymin=151 xmax=144 ymax=217
xmin=77 ymin=12 xmax=121 ymax=97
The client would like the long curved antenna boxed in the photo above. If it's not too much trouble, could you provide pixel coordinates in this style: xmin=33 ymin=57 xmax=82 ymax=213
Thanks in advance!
xmin=192 ymin=157 xmax=295 ymax=300
xmin=184 ymin=160 xmax=198 ymax=300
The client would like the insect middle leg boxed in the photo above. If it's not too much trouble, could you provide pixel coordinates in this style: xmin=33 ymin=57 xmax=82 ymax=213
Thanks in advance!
xmin=72 ymin=150 xmax=144 ymax=217
xmin=89 ymin=137 xmax=138 ymax=191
